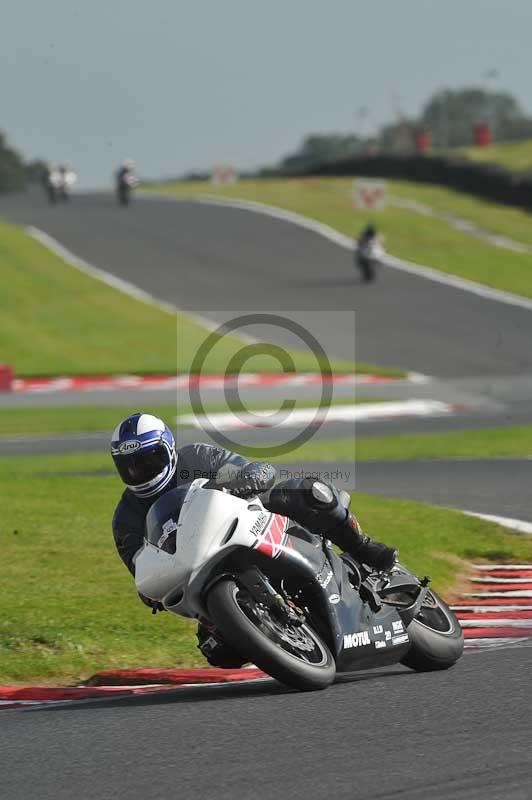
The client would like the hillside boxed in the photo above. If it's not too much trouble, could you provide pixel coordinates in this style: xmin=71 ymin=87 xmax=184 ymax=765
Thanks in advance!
xmin=453 ymin=138 xmax=532 ymax=174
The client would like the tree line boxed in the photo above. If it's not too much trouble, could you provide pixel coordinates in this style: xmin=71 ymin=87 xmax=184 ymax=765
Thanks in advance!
xmin=280 ymin=87 xmax=532 ymax=172
xmin=0 ymin=130 xmax=47 ymax=192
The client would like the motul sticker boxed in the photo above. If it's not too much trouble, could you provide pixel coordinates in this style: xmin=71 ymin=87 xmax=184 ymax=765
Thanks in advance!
xmin=343 ymin=631 xmax=371 ymax=649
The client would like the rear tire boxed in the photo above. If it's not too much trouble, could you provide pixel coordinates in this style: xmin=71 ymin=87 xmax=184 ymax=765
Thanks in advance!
xmin=401 ymin=590 xmax=464 ymax=672
xmin=207 ymin=578 xmax=335 ymax=691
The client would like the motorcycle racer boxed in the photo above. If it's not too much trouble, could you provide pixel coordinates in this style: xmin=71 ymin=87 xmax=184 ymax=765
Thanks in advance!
xmin=355 ymin=223 xmax=385 ymax=282
xmin=111 ymin=412 xmax=397 ymax=667
xmin=116 ymin=159 xmax=138 ymax=204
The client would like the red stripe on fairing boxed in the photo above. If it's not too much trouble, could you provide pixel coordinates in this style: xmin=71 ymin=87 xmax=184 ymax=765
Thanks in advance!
xmin=457 ymin=610 xmax=532 ymax=620
xmin=254 ymin=514 xmax=289 ymax=559
xmin=463 ymin=627 xmax=532 ymax=639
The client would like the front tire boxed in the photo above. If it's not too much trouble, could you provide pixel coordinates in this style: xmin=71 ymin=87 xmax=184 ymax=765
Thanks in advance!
xmin=207 ymin=578 xmax=335 ymax=691
xmin=401 ymin=589 xmax=464 ymax=671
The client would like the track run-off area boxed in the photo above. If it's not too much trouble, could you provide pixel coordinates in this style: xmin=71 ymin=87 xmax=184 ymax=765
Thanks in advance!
xmin=1 ymin=191 xmax=532 ymax=799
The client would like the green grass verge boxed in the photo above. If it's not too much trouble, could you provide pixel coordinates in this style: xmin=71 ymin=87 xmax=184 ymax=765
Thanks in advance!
xmin=275 ymin=425 xmax=532 ymax=462
xmin=0 ymin=218 xmax=396 ymax=378
xmin=391 ymin=180 xmax=532 ymax=248
xmin=0 ymin=218 xmax=173 ymax=376
xmin=0 ymin=397 xmax=391 ymax=437
xmin=3 ymin=450 xmax=532 ymax=684
xmin=149 ymin=177 xmax=532 ymax=299
xmin=453 ymin=138 xmax=532 ymax=174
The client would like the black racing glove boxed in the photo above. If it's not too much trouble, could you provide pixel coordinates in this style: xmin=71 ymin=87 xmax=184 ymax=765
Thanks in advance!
xmin=215 ymin=461 xmax=276 ymax=499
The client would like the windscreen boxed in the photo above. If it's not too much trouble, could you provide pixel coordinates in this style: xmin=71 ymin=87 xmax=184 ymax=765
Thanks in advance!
xmin=145 ymin=483 xmax=192 ymax=554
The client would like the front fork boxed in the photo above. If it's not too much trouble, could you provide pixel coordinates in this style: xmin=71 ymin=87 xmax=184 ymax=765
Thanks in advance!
xmin=238 ymin=566 xmax=305 ymax=627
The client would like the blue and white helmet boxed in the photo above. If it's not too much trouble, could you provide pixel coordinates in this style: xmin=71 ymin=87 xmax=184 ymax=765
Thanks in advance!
xmin=111 ymin=413 xmax=177 ymax=499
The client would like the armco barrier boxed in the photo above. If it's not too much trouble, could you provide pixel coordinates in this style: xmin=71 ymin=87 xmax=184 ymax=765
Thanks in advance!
xmin=284 ymin=154 xmax=532 ymax=212
xmin=0 ymin=365 xmax=13 ymax=392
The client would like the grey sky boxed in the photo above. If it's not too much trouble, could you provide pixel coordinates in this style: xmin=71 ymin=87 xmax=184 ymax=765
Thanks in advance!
xmin=3 ymin=0 xmax=531 ymax=187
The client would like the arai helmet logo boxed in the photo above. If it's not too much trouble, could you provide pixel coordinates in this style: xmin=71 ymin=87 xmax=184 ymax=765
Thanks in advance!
xmin=119 ymin=440 xmax=141 ymax=454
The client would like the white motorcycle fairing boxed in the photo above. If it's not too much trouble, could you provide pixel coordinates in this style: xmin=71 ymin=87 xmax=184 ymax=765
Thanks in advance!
xmin=132 ymin=479 xmax=460 ymax=685
xmin=134 ymin=479 xmax=289 ymax=619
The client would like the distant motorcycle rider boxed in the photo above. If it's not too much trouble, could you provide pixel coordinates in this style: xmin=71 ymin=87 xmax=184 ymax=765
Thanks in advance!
xmin=355 ymin=223 xmax=384 ymax=282
xmin=111 ymin=412 xmax=397 ymax=667
xmin=116 ymin=159 xmax=137 ymax=205
xmin=44 ymin=163 xmax=77 ymax=203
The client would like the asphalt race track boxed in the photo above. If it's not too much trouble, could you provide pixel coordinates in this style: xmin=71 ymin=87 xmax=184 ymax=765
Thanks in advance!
xmin=2 ymin=191 xmax=532 ymax=377
xmin=2 ymin=647 xmax=531 ymax=800
xmin=2 ymin=191 xmax=532 ymax=799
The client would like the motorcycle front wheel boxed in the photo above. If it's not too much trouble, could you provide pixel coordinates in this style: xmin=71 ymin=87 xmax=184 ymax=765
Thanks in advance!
xmin=207 ymin=578 xmax=335 ymax=691
xmin=401 ymin=589 xmax=464 ymax=671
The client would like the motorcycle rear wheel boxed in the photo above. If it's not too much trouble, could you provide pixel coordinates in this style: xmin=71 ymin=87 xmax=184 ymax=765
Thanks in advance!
xmin=207 ymin=578 xmax=335 ymax=691
xmin=401 ymin=589 xmax=464 ymax=671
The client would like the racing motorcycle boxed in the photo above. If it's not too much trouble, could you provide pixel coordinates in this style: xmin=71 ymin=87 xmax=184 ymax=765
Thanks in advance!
xmin=135 ymin=479 xmax=464 ymax=691
xmin=355 ymin=239 xmax=384 ymax=282
xmin=46 ymin=168 xmax=77 ymax=203
xmin=117 ymin=173 xmax=138 ymax=206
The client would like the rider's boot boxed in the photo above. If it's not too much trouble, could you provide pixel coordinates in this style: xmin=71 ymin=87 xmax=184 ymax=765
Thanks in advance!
xmin=196 ymin=619 xmax=247 ymax=668
xmin=325 ymin=511 xmax=397 ymax=572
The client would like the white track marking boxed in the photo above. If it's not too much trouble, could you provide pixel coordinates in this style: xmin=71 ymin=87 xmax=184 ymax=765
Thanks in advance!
xmin=177 ymin=399 xmax=455 ymax=430
xmin=458 ymin=619 xmax=532 ymax=628
xmin=27 ymin=227 xmax=235 ymax=336
xmin=466 ymin=591 xmax=532 ymax=598
xmin=28 ymin=227 xmax=177 ymax=314
xmin=391 ymin=195 xmax=532 ymax=255
xmin=469 ymin=564 xmax=532 ymax=570
xmin=452 ymin=605 xmax=532 ymax=612
xmin=470 ymin=577 xmax=532 ymax=584
xmin=462 ymin=511 xmax=532 ymax=535
xmin=150 ymin=192 xmax=532 ymax=313
xmin=464 ymin=637 xmax=532 ymax=648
